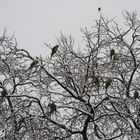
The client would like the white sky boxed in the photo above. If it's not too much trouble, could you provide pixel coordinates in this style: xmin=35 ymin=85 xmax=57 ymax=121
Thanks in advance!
xmin=0 ymin=0 xmax=139 ymax=56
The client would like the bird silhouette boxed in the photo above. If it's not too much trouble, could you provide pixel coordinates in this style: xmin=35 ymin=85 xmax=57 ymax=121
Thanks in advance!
xmin=48 ymin=102 xmax=57 ymax=114
xmin=28 ymin=59 xmax=39 ymax=71
xmin=110 ymin=49 xmax=115 ymax=60
xmin=105 ymin=78 xmax=112 ymax=90
xmin=113 ymin=53 xmax=119 ymax=61
xmin=93 ymin=76 xmax=100 ymax=90
xmin=51 ymin=45 xmax=59 ymax=59
xmin=134 ymin=90 xmax=139 ymax=99
xmin=1 ymin=89 xmax=7 ymax=98
xmin=98 ymin=7 xmax=101 ymax=12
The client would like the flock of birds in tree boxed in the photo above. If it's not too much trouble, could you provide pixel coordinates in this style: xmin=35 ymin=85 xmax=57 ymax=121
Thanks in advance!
xmin=0 ymin=7 xmax=139 ymax=115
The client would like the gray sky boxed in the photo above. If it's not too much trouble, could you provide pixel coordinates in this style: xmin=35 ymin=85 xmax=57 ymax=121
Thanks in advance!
xmin=0 ymin=0 xmax=139 ymax=56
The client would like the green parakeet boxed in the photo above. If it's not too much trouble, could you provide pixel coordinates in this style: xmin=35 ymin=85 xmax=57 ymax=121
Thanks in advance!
xmin=28 ymin=59 xmax=39 ymax=70
xmin=113 ymin=53 xmax=119 ymax=61
xmin=110 ymin=49 xmax=115 ymax=60
xmin=93 ymin=76 xmax=100 ymax=90
xmin=134 ymin=90 xmax=139 ymax=99
xmin=1 ymin=89 xmax=7 ymax=98
xmin=48 ymin=102 xmax=57 ymax=114
xmin=105 ymin=78 xmax=112 ymax=90
xmin=51 ymin=45 xmax=59 ymax=58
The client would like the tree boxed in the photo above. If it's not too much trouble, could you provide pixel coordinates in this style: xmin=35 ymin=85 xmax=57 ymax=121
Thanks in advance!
xmin=0 ymin=11 xmax=140 ymax=139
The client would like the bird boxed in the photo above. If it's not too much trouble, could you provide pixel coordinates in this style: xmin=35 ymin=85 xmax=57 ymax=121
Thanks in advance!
xmin=105 ymin=78 xmax=112 ymax=90
xmin=1 ymin=89 xmax=7 ymax=98
xmin=51 ymin=45 xmax=59 ymax=59
xmin=110 ymin=49 xmax=115 ymax=60
xmin=134 ymin=90 xmax=139 ymax=99
xmin=98 ymin=7 xmax=101 ymax=12
xmin=28 ymin=59 xmax=39 ymax=71
xmin=113 ymin=53 xmax=119 ymax=61
xmin=48 ymin=102 xmax=57 ymax=114
xmin=93 ymin=76 xmax=100 ymax=90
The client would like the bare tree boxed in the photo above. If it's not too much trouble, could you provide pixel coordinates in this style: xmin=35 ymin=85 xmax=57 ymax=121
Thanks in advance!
xmin=0 ymin=11 xmax=140 ymax=140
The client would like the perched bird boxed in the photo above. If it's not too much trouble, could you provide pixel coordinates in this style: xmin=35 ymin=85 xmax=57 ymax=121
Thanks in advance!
xmin=134 ymin=90 xmax=139 ymax=99
xmin=98 ymin=7 xmax=101 ymax=12
xmin=51 ymin=45 xmax=59 ymax=59
xmin=105 ymin=78 xmax=112 ymax=90
xmin=110 ymin=49 xmax=115 ymax=60
xmin=48 ymin=102 xmax=57 ymax=114
xmin=28 ymin=59 xmax=39 ymax=71
xmin=113 ymin=53 xmax=119 ymax=61
xmin=1 ymin=89 xmax=7 ymax=98
xmin=93 ymin=76 xmax=100 ymax=90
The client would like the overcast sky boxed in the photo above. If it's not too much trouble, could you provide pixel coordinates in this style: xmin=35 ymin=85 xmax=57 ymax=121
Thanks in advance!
xmin=0 ymin=0 xmax=139 ymax=56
